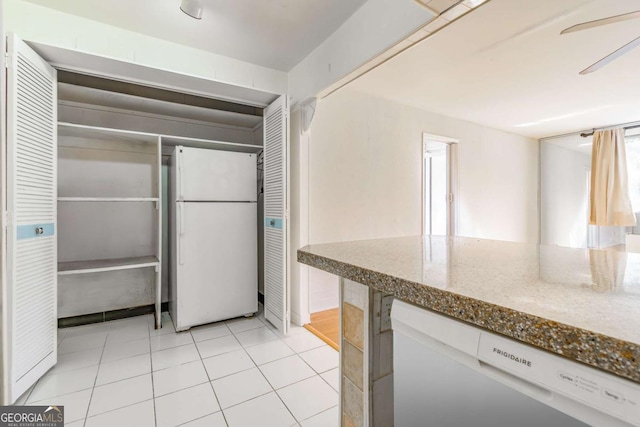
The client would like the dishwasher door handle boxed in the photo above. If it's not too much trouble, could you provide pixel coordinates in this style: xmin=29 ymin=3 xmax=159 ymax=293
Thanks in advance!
xmin=479 ymin=361 xmax=553 ymax=403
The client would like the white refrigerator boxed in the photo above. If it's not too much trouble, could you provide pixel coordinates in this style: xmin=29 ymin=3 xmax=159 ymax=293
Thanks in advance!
xmin=169 ymin=146 xmax=258 ymax=331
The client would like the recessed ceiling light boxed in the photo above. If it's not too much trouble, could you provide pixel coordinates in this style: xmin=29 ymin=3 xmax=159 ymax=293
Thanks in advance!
xmin=180 ymin=0 xmax=203 ymax=20
xmin=413 ymin=0 xmax=486 ymax=12
xmin=463 ymin=0 xmax=487 ymax=7
xmin=513 ymin=106 xmax=615 ymax=128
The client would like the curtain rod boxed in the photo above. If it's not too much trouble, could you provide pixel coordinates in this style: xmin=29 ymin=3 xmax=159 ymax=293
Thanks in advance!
xmin=580 ymin=123 xmax=640 ymax=138
xmin=540 ymin=119 xmax=640 ymax=140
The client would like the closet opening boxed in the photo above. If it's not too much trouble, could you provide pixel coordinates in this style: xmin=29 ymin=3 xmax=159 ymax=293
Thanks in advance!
xmin=55 ymin=71 xmax=267 ymax=328
xmin=4 ymin=37 xmax=290 ymax=405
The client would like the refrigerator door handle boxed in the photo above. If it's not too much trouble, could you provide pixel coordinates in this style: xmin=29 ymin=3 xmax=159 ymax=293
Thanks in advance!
xmin=178 ymin=149 xmax=184 ymax=201
xmin=178 ymin=203 xmax=185 ymax=265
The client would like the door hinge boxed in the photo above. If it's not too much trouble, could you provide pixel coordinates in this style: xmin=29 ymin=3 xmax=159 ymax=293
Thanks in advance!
xmin=4 ymin=53 xmax=12 ymax=69
xmin=3 ymin=211 xmax=9 ymax=228
xmin=448 ymin=193 xmax=454 ymax=203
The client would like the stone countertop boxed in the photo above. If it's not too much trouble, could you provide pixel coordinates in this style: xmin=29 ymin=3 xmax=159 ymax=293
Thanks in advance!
xmin=297 ymin=236 xmax=640 ymax=384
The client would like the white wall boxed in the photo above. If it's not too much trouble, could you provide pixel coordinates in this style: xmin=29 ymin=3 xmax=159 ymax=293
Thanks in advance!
xmin=4 ymin=0 xmax=287 ymax=99
xmin=57 ymin=136 xmax=159 ymax=317
xmin=292 ymin=88 xmax=539 ymax=316
xmin=540 ymin=136 xmax=626 ymax=249
xmin=540 ymin=138 xmax=590 ymax=248
xmin=309 ymin=89 xmax=539 ymax=244
xmin=289 ymin=109 xmax=308 ymax=323
xmin=288 ymin=0 xmax=434 ymax=104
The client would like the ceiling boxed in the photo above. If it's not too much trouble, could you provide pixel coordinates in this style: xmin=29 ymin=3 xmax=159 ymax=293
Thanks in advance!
xmin=348 ymin=0 xmax=640 ymax=139
xmin=24 ymin=0 xmax=368 ymax=71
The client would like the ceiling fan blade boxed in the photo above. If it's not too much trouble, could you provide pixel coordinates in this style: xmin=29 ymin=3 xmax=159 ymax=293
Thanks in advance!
xmin=580 ymin=35 xmax=640 ymax=74
xmin=561 ymin=10 xmax=640 ymax=34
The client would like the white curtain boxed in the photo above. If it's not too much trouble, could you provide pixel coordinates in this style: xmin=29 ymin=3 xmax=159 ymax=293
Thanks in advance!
xmin=589 ymin=128 xmax=636 ymax=226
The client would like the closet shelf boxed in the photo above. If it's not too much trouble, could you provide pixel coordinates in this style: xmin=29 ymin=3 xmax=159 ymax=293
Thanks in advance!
xmin=58 ymin=122 xmax=159 ymax=144
xmin=58 ymin=197 xmax=159 ymax=202
xmin=58 ymin=256 xmax=159 ymax=275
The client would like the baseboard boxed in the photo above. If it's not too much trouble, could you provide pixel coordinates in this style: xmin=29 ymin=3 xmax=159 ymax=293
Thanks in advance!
xmin=290 ymin=311 xmax=308 ymax=327
xmin=58 ymin=302 xmax=169 ymax=328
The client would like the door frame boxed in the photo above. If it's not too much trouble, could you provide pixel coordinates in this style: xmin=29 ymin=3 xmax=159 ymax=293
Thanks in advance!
xmin=422 ymin=132 xmax=459 ymax=237
xmin=0 ymin=5 xmax=8 ymax=405
xmin=0 ymin=35 xmax=289 ymax=402
xmin=263 ymin=95 xmax=290 ymax=334
xmin=3 ymin=33 xmax=58 ymax=404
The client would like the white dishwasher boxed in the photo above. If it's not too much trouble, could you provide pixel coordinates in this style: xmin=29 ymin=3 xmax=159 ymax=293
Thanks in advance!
xmin=392 ymin=300 xmax=640 ymax=427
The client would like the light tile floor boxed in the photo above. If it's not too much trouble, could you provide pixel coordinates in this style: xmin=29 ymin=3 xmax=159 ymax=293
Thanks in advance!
xmin=18 ymin=308 xmax=340 ymax=427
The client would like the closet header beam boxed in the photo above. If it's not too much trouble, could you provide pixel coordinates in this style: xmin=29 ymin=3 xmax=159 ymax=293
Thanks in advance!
xmin=58 ymin=71 xmax=264 ymax=117
xmin=60 ymin=122 xmax=262 ymax=153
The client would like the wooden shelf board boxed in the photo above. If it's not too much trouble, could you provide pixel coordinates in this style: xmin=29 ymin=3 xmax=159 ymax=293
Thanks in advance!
xmin=58 ymin=256 xmax=159 ymax=275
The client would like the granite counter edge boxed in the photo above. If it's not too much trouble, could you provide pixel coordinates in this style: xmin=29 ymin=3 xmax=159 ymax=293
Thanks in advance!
xmin=297 ymin=249 xmax=640 ymax=384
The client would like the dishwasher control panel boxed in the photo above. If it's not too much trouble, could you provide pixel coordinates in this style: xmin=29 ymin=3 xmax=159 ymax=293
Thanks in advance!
xmin=477 ymin=332 xmax=640 ymax=426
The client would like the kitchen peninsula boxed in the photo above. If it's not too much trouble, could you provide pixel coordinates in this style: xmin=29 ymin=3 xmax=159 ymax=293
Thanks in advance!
xmin=298 ymin=236 xmax=640 ymax=426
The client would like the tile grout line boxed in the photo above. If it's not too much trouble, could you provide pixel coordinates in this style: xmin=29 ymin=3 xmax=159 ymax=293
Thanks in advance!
xmin=174 ymin=412 xmax=219 ymax=427
xmin=81 ymin=323 xmax=109 ymax=427
xmin=49 ymin=313 xmax=338 ymax=426
xmin=42 ymin=322 xmax=156 ymax=421
xmin=200 ymin=315 xmax=293 ymax=421
xmin=82 ymin=316 xmax=154 ymax=422
xmin=204 ymin=349 xmax=256 ymax=382
xmin=35 ymin=317 xmax=153 ymax=423
xmin=149 ymin=314 xmax=159 ymax=427
xmin=298 ymin=404 xmax=339 ymax=425
xmin=318 ymin=369 xmax=340 ymax=393
xmin=237 ymin=325 xmax=306 ymax=425
xmin=82 ymin=398 xmax=156 ymax=422
xmin=263 ymin=372 xmax=301 ymax=424
xmin=277 ymin=343 xmax=339 ymax=423
xmin=191 ymin=323 xmax=230 ymax=427
xmin=209 ymin=314 xmax=338 ymax=423
xmin=275 ymin=375 xmax=339 ymax=423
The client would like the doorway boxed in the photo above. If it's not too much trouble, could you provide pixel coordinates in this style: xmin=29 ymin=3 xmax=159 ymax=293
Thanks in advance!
xmin=422 ymin=133 xmax=458 ymax=236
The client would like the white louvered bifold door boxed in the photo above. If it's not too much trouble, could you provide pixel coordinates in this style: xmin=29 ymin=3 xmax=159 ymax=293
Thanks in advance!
xmin=3 ymin=34 xmax=57 ymax=404
xmin=263 ymin=95 xmax=289 ymax=334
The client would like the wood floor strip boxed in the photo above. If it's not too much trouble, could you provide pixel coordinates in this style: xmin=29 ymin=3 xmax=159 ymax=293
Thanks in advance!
xmin=304 ymin=308 xmax=340 ymax=351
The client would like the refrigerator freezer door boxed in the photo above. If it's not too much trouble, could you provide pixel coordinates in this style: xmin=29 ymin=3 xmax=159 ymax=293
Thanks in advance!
xmin=177 ymin=147 xmax=257 ymax=202
xmin=174 ymin=202 xmax=257 ymax=330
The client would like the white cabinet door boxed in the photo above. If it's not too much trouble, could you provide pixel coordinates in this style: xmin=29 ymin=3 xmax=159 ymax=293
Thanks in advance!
xmin=3 ymin=34 xmax=57 ymax=404
xmin=263 ymin=95 xmax=289 ymax=334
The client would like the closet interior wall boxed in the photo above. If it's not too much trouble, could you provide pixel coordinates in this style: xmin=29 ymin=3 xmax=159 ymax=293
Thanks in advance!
xmin=56 ymin=76 xmax=264 ymax=320
xmin=57 ymin=130 xmax=160 ymax=318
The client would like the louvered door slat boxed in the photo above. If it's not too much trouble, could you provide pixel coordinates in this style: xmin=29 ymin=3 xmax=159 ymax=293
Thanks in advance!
xmin=4 ymin=34 xmax=57 ymax=404
xmin=263 ymin=95 xmax=289 ymax=334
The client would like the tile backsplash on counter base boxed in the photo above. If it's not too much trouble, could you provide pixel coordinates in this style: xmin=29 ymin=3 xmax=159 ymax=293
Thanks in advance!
xmin=340 ymin=279 xmax=394 ymax=427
